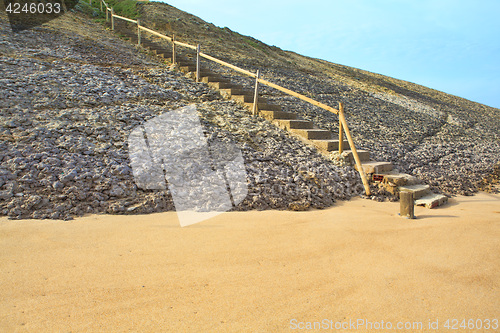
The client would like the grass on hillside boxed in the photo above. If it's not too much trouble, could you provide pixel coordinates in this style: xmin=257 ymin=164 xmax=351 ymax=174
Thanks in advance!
xmin=105 ymin=0 xmax=140 ymax=19
xmin=76 ymin=0 xmax=140 ymax=19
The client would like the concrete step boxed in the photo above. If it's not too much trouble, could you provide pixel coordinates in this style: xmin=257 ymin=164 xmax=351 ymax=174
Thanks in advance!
xmin=176 ymin=61 xmax=194 ymax=66
xmin=201 ymin=76 xmax=230 ymax=83
xmin=290 ymin=129 xmax=332 ymax=140
xmin=219 ymin=88 xmax=253 ymax=97
xmin=372 ymin=172 xmax=420 ymax=195
xmin=343 ymin=150 xmax=371 ymax=163
xmin=179 ymin=66 xmax=195 ymax=73
xmin=155 ymin=53 xmax=171 ymax=59
xmin=179 ymin=66 xmax=211 ymax=75
xmin=415 ymin=193 xmax=448 ymax=209
xmin=141 ymin=42 xmax=156 ymax=47
xmin=153 ymin=51 xmax=171 ymax=59
xmin=357 ymin=161 xmax=393 ymax=174
xmin=311 ymin=139 xmax=349 ymax=152
xmin=124 ymin=37 xmax=138 ymax=43
xmin=208 ymin=82 xmax=234 ymax=89
xmin=231 ymin=94 xmax=267 ymax=104
xmin=273 ymin=119 xmax=314 ymax=130
xmin=247 ymin=103 xmax=281 ymax=111
xmin=175 ymin=58 xmax=196 ymax=67
xmin=260 ymin=110 xmax=297 ymax=121
xmin=231 ymin=94 xmax=254 ymax=103
xmin=399 ymin=184 xmax=431 ymax=200
xmin=151 ymin=49 xmax=170 ymax=55
xmin=376 ymin=172 xmax=419 ymax=187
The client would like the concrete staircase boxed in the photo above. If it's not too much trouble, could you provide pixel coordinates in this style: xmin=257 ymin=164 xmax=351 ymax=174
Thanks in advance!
xmin=116 ymin=26 xmax=447 ymax=208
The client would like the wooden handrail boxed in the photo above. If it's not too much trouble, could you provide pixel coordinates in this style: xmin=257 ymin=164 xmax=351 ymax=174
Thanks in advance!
xmin=97 ymin=0 xmax=371 ymax=195
xmin=174 ymin=40 xmax=197 ymax=50
xmin=338 ymin=103 xmax=371 ymax=195
xmin=139 ymin=26 xmax=172 ymax=41
xmin=258 ymin=78 xmax=339 ymax=115
xmin=113 ymin=14 xmax=137 ymax=24
xmin=199 ymin=52 xmax=256 ymax=77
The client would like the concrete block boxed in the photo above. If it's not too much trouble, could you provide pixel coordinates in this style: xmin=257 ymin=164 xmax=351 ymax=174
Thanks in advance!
xmin=415 ymin=193 xmax=448 ymax=209
xmin=247 ymin=103 xmax=281 ymax=111
xmin=357 ymin=161 xmax=393 ymax=174
xmin=273 ymin=119 xmax=314 ymax=130
xmin=260 ymin=110 xmax=296 ymax=120
xmin=399 ymin=184 xmax=430 ymax=200
xmin=208 ymin=82 xmax=233 ymax=89
xmin=290 ymin=129 xmax=332 ymax=140
xmin=311 ymin=139 xmax=349 ymax=151
xmin=344 ymin=150 xmax=370 ymax=163
xmin=201 ymin=76 xmax=229 ymax=83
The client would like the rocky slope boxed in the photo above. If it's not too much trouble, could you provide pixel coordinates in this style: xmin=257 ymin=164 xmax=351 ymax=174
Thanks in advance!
xmin=0 ymin=11 xmax=364 ymax=220
xmin=136 ymin=1 xmax=500 ymax=196
xmin=0 ymin=3 xmax=499 ymax=220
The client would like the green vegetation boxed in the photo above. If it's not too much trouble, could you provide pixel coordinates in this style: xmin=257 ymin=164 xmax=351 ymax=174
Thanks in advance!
xmin=75 ymin=0 xmax=105 ymax=19
xmin=242 ymin=36 xmax=269 ymax=54
xmin=108 ymin=0 xmax=139 ymax=18
xmin=75 ymin=0 xmax=139 ymax=20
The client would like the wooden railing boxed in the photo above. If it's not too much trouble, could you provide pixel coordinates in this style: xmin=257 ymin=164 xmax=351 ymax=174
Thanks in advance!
xmin=95 ymin=0 xmax=371 ymax=196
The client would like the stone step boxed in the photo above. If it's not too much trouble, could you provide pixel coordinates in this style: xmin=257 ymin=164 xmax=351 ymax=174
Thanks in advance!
xmin=155 ymin=53 xmax=171 ymax=59
xmin=247 ymin=103 xmax=281 ymax=111
xmin=124 ymin=37 xmax=138 ymax=43
xmin=139 ymin=42 xmax=156 ymax=48
xmin=150 ymin=48 xmax=165 ymax=55
xmin=290 ymin=129 xmax=332 ymax=140
xmin=208 ymin=81 xmax=234 ymax=89
xmin=179 ymin=66 xmax=211 ymax=76
xmin=154 ymin=52 xmax=172 ymax=59
xmin=177 ymin=61 xmax=194 ymax=67
xmin=231 ymin=94 xmax=253 ymax=103
xmin=357 ymin=161 xmax=393 ymax=174
xmin=376 ymin=172 xmax=419 ymax=187
xmin=201 ymin=76 xmax=230 ymax=83
xmin=399 ymin=184 xmax=431 ymax=200
xmin=260 ymin=110 xmax=297 ymax=120
xmin=311 ymin=139 xmax=350 ymax=152
xmin=273 ymin=119 xmax=314 ymax=130
xmin=219 ymin=88 xmax=253 ymax=97
xmin=179 ymin=66 xmax=195 ymax=73
xmin=415 ymin=193 xmax=448 ymax=209
xmin=343 ymin=150 xmax=371 ymax=163
xmin=231 ymin=94 xmax=267 ymax=104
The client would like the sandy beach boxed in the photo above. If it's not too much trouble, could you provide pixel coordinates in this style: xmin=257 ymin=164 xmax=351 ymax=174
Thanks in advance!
xmin=1 ymin=193 xmax=499 ymax=332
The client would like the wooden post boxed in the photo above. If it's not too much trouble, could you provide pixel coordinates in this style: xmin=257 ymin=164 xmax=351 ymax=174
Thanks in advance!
xmin=400 ymin=191 xmax=415 ymax=219
xmin=252 ymin=69 xmax=260 ymax=116
xmin=89 ymin=0 xmax=92 ymax=6
xmin=172 ymin=34 xmax=176 ymax=64
xmin=338 ymin=102 xmax=344 ymax=154
xmin=100 ymin=0 xmax=102 ymax=12
xmin=111 ymin=8 xmax=114 ymax=31
xmin=338 ymin=103 xmax=371 ymax=196
xmin=106 ymin=7 xmax=108 ymax=21
xmin=137 ymin=19 xmax=141 ymax=46
xmin=196 ymin=44 xmax=201 ymax=82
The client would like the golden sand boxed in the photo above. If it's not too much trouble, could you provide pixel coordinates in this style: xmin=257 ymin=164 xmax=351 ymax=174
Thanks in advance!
xmin=1 ymin=193 xmax=499 ymax=332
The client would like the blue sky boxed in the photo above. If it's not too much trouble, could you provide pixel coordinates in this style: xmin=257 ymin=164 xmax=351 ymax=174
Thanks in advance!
xmin=161 ymin=0 xmax=500 ymax=109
